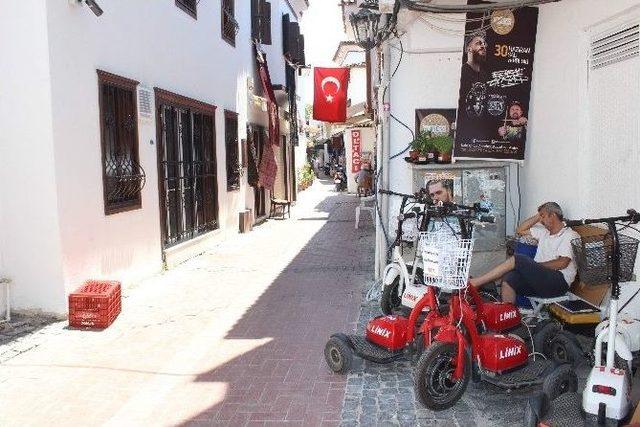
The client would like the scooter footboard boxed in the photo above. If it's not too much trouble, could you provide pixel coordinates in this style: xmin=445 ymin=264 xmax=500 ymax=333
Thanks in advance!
xmin=345 ymin=334 xmax=404 ymax=364
xmin=482 ymin=359 xmax=555 ymax=389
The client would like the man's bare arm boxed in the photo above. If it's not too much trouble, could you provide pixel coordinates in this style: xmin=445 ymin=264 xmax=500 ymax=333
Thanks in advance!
xmin=516 ymin=213 xmax=541 ymax=236
xmin=540 ymin=257 xmax=571 ymax=271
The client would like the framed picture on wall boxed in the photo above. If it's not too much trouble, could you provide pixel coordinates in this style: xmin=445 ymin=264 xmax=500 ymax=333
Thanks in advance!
xmin=415 ymin=109 xmax=457 ymax=138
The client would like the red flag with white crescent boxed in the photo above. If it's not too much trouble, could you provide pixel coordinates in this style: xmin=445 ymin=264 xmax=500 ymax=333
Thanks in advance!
xmin=313 ymin=67 xmax=350 ymax=123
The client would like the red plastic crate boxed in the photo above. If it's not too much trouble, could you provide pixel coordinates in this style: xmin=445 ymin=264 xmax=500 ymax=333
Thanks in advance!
xmin=68 ymin=280 xmax=121 ymax=329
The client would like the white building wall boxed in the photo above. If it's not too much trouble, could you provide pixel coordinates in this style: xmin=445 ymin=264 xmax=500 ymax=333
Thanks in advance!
xmin=523 ymin=0 xmax=640 ymax=220
xmin=0 ymin=2 xmax=66 ymax=312
xmin=384 ymin=2 xmax=640 ymax=276
xmin=0 ymin=0 xmax=306 ymax=314
xmin=387 ymin=18 xmax=464 ymax=195
xmin=43 ymin=0 xmax=255 ymax=302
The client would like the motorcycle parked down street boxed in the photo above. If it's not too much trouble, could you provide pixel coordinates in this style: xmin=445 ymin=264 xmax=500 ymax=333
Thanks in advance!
xmin=334 ymin=166 xmax=347 ymax=192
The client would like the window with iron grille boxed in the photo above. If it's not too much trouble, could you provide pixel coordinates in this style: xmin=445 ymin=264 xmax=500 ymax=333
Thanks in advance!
xmin=176 ymin=0 xmax=197 ymax=19
xmin=97 ymin=70 xmax=145 ymax=215
xmin=221 ymin=0 xmax=238 ymax=46
xmin=225 ymin=110 xmax=240 ymax=191
xmin=155 ymin=90 xmax=219 ymax=248
xmin=282 ymin=16 xmax=305 ymax=65
xmin=251 ymin=0 xmax=271 ymax=45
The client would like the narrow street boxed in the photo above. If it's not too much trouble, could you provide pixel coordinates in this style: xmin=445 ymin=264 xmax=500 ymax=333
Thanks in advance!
xmin=0 ymin=180 xmax=373 ymax=426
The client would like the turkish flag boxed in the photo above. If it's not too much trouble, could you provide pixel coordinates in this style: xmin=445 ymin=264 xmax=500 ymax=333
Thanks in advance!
xmin=313 ymin=67 xmax=349 ymax=123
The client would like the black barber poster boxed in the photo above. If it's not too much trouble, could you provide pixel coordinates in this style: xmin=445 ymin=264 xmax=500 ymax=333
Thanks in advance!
xmin=454 ymin=6 xmax=538 ymax=161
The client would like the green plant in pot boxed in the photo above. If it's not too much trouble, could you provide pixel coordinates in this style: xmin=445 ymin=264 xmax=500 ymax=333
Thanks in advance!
xmin=409 ymin=133 xmax=424 ymax=161
xmin=409 ymin=131 xmax=433 ymax=162
xmin=429 ymin=134 xmax=454 ymax=163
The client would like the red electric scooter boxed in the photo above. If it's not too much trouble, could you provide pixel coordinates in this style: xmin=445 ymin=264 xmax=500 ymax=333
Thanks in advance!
xmin=324 ymin=201 xmax=577 ymax=410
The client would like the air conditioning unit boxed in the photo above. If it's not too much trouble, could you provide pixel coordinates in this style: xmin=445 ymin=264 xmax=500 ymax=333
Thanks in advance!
xmin=138 ymin=85 xmax=153 ymax=120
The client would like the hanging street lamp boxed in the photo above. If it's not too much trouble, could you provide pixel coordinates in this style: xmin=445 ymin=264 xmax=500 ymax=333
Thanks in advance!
xmin=350 ymin=7 xmax=382 ymax=51
xmin=349 ymin=0 xmax=399 ymax=51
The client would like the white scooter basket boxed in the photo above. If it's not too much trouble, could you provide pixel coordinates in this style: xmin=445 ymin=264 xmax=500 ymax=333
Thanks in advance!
xmin=419 ymin=231 xmax=474 ymax=291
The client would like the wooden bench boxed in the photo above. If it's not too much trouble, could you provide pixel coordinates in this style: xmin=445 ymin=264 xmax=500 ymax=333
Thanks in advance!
xmin=269 ymin=197 xmax=291 ymax=219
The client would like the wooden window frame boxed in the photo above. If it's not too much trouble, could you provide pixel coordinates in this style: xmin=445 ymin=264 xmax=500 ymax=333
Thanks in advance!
xmin=97 ymin=70 xmax=142 ymax=216
xmin=251 ymin=0 xmax=272 ymax=45
xmin=224 ymin=110 xmax=240 ymax=191
xmin=176 ymin=0 xmax=197 ymax=19
xmin=154 ymin=88 xmax=219 ymax=248
xmin=221 ymin=0 xmax=237 ymax=47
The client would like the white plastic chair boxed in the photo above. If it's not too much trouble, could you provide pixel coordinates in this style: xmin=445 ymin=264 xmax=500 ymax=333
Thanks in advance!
xmin=525 ymin=295 xmax=571 ymax=319
xmin=355 ymin=195 xmax=376 ymax=229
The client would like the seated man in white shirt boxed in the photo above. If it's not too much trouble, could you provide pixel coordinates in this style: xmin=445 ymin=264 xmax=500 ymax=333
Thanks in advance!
xmin=470 ymin=202 xmax=580 ymax=303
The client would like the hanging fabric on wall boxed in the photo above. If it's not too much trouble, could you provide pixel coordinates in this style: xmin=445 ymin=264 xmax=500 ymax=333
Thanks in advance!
xmin=258 ymin=138 xmax=277 ymax=190
xmin=255 ymin=45 xmax=281 ymax=147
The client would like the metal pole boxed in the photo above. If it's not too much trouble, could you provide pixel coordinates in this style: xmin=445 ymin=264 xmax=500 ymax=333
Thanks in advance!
xmin=378 ymin=39 xmax=392 ymax=282
xmin=606 ymin=220 xmax=621 ymax=368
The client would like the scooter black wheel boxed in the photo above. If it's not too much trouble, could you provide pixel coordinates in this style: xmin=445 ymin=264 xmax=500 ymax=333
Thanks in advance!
xmin=533 ymin=320 xmax=561 ymax=357
xmin=414 ymin=342 xmax=470 ymax=410
xmin=324 ymin=336 xmax=353 ymax=374
xmin=542 ymin=363 xmax=578 ymax=401
xmin=548 ymin=331 xmax=584 ymax=366
xmin=381 ymin=277 xmax=404 ymax=315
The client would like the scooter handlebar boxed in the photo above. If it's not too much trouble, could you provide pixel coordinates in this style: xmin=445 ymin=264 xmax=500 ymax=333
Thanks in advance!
xmin=564 ymin=209 xmax=640 ymax=227
xmin=378 ymin=189 xmax=416 ymax=199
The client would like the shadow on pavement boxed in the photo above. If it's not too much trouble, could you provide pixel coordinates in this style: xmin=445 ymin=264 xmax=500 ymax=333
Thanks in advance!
xmin=180 ymin=191 xmax=375 ymax=425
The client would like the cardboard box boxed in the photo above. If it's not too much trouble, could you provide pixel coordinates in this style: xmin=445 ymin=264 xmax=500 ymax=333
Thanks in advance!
xmin=571 ymin=224 xmax=608 ymax=238
xmin=570 ymin=280 xmax=609 ymax=307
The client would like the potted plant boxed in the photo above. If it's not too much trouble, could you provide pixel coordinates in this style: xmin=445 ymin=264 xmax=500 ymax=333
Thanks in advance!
xmin=409 ymin=134 xmax=424 ymax=161
xmin=409 ymin=131 xmax=433 ymax=162
xmin=429 ymin=134 xmax=454 ymax=163
xmin=422 ymin=135 xmax=438 ymax=163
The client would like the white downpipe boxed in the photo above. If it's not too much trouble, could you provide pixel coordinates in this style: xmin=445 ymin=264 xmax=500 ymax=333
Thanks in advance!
xmin=375 ymin=117 xmax=384 ymax=280
xmin=375 ymin=40 xmax=392 ymax=282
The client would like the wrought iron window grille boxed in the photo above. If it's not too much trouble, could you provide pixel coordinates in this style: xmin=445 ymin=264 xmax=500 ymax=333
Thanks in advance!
xmin=225 ymin=111 xmax=240 ymax=191
xmin=98 ymin=70 xmax=142 ymax=214
xmin=176 ymin=0 xmax=197 ymax=18
xmin=104 ymin=155 xmax=146 ymax=206
xmin=222 ymin=4 xmax=239 ymax=45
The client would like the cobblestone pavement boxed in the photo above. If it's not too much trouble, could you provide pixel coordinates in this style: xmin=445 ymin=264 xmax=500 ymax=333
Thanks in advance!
xmin=0 ymin=314 xmax=65 ymax=364
xmin=339 ymin=289 xmax=536 ymax=426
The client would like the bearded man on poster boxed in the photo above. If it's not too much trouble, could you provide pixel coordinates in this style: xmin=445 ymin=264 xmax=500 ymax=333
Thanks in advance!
xmin=461 ymin=32 xmax=489 ymax=88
